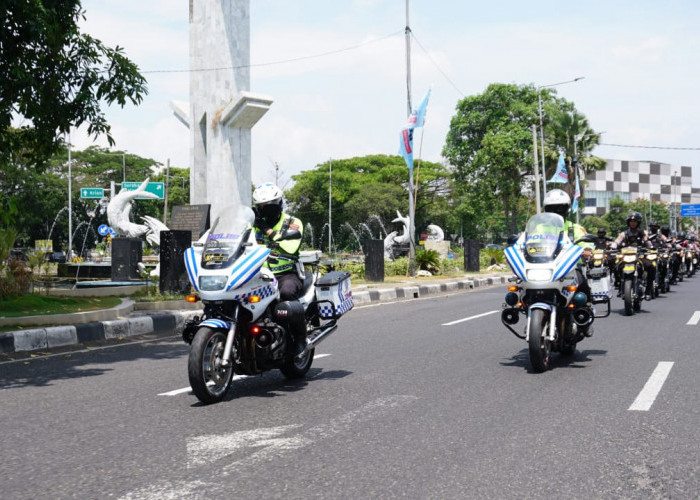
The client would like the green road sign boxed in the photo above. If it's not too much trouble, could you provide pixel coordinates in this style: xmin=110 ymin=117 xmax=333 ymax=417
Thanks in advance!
xmin=120 ymin=181 xmax=165 ymax=199
xmin=80 ymin=187 xmax=104 ymax=199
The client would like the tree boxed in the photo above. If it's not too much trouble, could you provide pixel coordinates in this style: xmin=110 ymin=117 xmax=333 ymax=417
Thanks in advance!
xmin=443 ymin=83 xmax=540 ymax=236
xmin=285 ymin=155 xmax=452 ymax=252
xmin=0 ymin=1 xmax=147 ymax=166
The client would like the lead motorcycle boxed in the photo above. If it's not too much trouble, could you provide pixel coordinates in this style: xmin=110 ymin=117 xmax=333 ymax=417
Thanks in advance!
xmin=181 ymin=207 xmax=353 ymax=404
xmin=501 ymin=212 xmax=603 ymax=373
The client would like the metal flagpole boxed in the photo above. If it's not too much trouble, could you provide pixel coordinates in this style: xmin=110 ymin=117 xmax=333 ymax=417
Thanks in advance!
xmin=67 ymin=131 xmax=72 ymax=262
xmin=328 ymin=157 xmax=332 ymax=253
xmin=405 ymin=0 xmax=416 ymax=277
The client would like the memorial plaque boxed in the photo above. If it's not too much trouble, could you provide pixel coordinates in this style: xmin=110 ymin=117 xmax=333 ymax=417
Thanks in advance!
xmin=364 ymin=239 xmax=384 ymax=282
xmin=111 ymin=238 xmax=143 ymax=281
xmin=169 ymin=205 xmax=210 ymax=240
xmin=159 ymin=230 xmax=193 ymax=294
xmin=464 ymin=239 xmax=480 ymax=272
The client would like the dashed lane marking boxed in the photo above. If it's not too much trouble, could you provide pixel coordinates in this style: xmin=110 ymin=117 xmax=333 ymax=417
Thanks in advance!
xmin=686 ymin=311 xmax=700 ymax=325
xmin=441 ymin=310 xmax=498 ymax=326
xmin=629 ymin=361 xmax=674 ymax=411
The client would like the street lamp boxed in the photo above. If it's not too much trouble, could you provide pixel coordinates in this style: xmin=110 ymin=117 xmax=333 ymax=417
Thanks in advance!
xmin=537 ymin=77 xmax=585 ymax=199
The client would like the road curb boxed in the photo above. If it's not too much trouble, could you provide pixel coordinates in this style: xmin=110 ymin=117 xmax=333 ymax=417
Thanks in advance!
xmin=0 ymin=274 xmax=509 ymax=355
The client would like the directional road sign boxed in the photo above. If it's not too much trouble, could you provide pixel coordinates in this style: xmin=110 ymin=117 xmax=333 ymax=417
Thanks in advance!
xmin=80 ymin=187 xmax=104 ymax=199
xmin=680 ymin=204 xmax=700 ymax=217
xmin=120 ymin=181 xmax=165 ymax=199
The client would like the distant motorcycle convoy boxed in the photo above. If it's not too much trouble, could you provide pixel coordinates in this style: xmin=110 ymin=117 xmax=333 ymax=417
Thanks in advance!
xmin=501 ymin=190 xmax=698 ymax=372
xmin=177 ymin=190 xmax=697 ymax=403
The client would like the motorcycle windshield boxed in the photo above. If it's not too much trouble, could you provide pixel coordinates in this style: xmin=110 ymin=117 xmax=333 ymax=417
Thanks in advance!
xmin=523 ymin=212 xmax=565 ymax=262
xmin=201 ymin=207 xmax=256 ymax=270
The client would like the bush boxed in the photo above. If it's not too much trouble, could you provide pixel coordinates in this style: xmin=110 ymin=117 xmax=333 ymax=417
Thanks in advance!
xmin=385 ymin=257 xmax=409 ymax=276
xmin=415 ymin=248 xmax=441 ymax=274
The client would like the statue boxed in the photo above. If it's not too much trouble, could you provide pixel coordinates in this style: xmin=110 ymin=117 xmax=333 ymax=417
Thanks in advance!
xmin=383 ymin=211 xmax=411 ymax=259
xmin=425 ymin=224 xmax=444 ymax=241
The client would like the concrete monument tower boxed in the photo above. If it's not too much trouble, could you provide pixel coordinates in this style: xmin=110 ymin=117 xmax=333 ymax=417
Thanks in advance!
xmin=173 ymin=0 xmax=273 ymax=225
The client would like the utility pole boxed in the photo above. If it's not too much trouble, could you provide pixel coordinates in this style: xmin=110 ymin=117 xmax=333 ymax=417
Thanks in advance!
xmin=328 ymin=158 xmax=332 ymax=253
xmin=67 ymin=131 xmax=72 ymax=261
xmin=532 ymin=125 xmax=541 ymax=213
xmin=163 ymin=158 xmax=170 ymax=225
xmin=405 ymin=0 xmax=416 ymax=277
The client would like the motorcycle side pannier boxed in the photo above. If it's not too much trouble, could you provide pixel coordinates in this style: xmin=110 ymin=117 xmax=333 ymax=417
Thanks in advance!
xmin=315 ymin=270 xmax=353 ymax=319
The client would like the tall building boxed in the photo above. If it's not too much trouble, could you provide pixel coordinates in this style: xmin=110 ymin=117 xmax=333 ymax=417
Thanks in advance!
xmin=582 ymin=159 xmax=700 ymax=217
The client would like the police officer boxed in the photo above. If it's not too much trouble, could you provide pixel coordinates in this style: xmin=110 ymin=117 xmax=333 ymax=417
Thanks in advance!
xmin=612 ymin=211 xmax=655 ymax=300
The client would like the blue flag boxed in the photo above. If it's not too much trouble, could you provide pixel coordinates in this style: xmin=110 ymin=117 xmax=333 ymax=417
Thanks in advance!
xmin=572 ymin=169 xmax=581 ymax=213
xmin=399 ymin=88 xmax=431 ymax=173
xmin=547 ymin=152 xmax=569 ymax=183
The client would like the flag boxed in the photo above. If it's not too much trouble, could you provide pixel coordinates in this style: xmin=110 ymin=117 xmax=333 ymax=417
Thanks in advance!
xmin=572 ymin=169 xmax=581 ymax=213
xmin=399 ymin=127 xmax=414 ymax=174
xmin=399 ymin=88 xmax=431 ymax=173
xmin=547 ymin=152 xmax=569 ymax=183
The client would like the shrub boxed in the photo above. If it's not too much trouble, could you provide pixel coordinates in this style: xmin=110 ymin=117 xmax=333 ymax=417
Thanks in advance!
xmin=415 ymin=248 xmax=441 ymax=274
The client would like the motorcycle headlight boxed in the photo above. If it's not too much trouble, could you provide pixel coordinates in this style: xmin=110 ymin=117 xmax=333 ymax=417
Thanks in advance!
xmin=623 ymin=255 xmax=637 ymax=263
xmin=526 ymin=269 xmax=552 ymax=281
xmin=199 ymin=275 xmax=228 ymax=291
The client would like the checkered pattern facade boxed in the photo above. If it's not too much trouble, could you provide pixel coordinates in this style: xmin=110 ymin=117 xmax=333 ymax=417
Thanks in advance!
xmin=582 ymin=160 xmax=700 ymax=216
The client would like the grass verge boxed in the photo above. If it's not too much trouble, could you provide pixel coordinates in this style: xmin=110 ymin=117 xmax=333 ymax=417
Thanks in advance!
xmin=0 ymin=295 xmax=122 ymax=319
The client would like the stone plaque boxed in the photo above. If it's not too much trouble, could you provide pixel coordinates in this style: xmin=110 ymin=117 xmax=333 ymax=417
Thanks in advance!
xmin=159 ymin=230 xmax=192 ymax=294
xmin=111 ymin=238 xmax=143 ymax=281
xmin=364 ymin=239 xmax=384 ymax=282
xmin=169 ymin=204 xmax=210 ymax=240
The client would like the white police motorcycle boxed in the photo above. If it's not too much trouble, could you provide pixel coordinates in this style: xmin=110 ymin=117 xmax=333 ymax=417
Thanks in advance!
xmin=501 ymin=212 xmax=599 ymax=372
xmin=182 ymin=207 xmax=353 ymax=404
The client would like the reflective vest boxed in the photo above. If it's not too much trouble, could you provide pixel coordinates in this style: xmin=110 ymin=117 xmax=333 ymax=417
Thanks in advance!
xmin=255 ymin=213 xmax=303 ymax=274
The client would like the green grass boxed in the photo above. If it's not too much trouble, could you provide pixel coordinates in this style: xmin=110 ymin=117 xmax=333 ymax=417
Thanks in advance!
xmin=0 ymin=295 xmax=122 ymax=318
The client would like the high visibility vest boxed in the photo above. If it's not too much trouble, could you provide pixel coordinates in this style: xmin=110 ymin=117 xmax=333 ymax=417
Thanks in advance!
xmin=255 ymin=213 xmax=303 ymax=274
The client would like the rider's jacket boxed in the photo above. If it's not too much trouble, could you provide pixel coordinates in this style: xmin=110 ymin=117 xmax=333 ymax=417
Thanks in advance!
xmin=614 ymin=228 xmax=651 ymax=249
xmin=593 ymin=235 xmax=612 ymax=250
xmin=254 ymin=212 xmax=303 ymax=274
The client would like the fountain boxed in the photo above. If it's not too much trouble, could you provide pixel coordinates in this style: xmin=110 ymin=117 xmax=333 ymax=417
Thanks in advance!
xmin=47 ymin=206 xmax=68 ymax=243
xmin=358 ymin=223 xmax=374 ymax=240
xmin=304 ymin=222 xmax=316 ymax=249
xmin=367 ymin=214 xmax=388 ymax=239
xmin=341 ymin=222 xmax=364 ymax=253
xmin=319 ymin=222 xmax=334 ymax=253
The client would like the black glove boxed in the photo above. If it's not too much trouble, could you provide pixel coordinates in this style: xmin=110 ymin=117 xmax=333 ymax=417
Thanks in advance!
xmin=253 ymin=208 xmax=269 ymax=232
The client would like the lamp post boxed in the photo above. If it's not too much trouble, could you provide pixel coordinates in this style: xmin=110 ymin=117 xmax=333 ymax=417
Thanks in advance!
xmin=537 ymin=77 xmax=585 ymax=200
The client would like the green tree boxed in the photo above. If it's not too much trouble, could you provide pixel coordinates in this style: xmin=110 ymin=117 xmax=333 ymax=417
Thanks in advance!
xmin=443 ymin=83 xmax=540 ymax=236
xmin=0 ymin=0 xmax=147 ymax=166
xmin=285 ymin=155 xmax=452 ymax=251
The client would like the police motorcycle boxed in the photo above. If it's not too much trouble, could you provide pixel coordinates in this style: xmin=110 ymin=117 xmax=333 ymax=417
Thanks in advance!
xmin=618 ymin=246 xmax=650 ymax=316
xmin=181 ymin=207 xmax=353 ymax=404
xmin=501 ymin=212 xmax=602 ymax=373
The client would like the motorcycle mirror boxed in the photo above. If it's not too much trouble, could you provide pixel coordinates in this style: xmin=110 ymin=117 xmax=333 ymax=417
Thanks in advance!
xmin=280 ymin=229 xmax=301 ymax=241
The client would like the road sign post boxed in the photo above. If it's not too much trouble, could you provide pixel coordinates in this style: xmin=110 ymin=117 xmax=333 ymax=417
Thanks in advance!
xmin=120 ymin=182 xmax=165 ymax=199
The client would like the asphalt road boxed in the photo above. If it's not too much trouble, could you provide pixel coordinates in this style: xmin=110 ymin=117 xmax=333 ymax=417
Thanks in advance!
xmin=2 ymin=278 xmax=700 ymax=499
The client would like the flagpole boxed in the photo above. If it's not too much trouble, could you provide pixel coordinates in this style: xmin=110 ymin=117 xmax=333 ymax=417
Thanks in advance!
xmin=405 ymin=0 xmax=415 ymax=277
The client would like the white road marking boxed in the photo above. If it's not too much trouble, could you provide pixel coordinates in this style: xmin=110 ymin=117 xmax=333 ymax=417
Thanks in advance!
xmin=158 ymin=353 xmax=332 ymax=396
xmin=687 ymin=311 xmax=700 ymax=325
xmin=629 ymin=361 xmax=674 ymax=411
xmin=441 ymin=310 xmax=498 ymax=326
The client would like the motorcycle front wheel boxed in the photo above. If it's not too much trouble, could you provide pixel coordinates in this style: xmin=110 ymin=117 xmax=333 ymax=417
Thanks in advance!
xmin=188 ymin=328 xmax=234 ymax=404
xmin=528 ymin=309 xmax=551 ymax=373
xmin=623 ymin=279 xmax=634 ymax=316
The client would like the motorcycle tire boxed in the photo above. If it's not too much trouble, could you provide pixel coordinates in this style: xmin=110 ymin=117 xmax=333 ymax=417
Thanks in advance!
xmin=188 ymin=327 xmax=234 ymax=405
xmin=623 ymin=280 xmax=634 ymax=316
xmin=528 ymin=309 xmax=551 ymax=373
xmin=280 ymin=347 xmax=314 ymax=379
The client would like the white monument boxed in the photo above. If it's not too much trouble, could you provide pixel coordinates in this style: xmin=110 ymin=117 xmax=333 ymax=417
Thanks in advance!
xmin=172 ymin=0 xmax=273 ymax=225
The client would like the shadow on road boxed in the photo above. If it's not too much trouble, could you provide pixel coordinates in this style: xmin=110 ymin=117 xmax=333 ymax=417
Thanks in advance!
xmin=500 ymin=347 xmax=608 ymax=372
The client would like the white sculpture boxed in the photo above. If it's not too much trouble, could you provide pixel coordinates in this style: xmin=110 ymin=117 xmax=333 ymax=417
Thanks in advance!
xmin=383 ymin=211 xmax=411 ymax=259
xmin=106 ymin=178 xmax=169 ymax=247
xmin=426 ymin=224 xmax=444 ymax=241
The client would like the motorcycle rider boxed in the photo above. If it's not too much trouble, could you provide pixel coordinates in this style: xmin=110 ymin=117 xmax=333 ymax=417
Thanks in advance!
xmin=612 ymin=211 xmax=655 ymax=300
xmin=542 ymin=189 xmax=594 ymax=336
xmin=593 ymin=228 xmax=613 ymax=250
xmin=252 ymin=183 xmax=307 ymax=354
xmin=661 ymin=225 xmax=680 ymax=284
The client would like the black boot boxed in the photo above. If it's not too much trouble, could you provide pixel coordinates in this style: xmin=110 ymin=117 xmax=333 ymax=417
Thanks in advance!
xmin=645 ymin=284 xmax=654 ymax=301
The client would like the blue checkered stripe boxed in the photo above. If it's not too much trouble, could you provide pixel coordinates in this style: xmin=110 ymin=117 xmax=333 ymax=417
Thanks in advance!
xmin=318 ymin=295 xmax=354 ymax=318
xmin=232 ymin=284 xmax=276 ymax=303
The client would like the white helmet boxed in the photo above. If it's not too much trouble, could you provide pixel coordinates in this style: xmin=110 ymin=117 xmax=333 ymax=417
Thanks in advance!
xmin=543 ymin=189 xmax=571 ymax=218
xmin=252 ymin=183 xmax=283 ymax=207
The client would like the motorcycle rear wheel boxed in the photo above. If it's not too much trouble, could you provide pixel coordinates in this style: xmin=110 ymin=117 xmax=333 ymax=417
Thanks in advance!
xmin=280 ymin=347 xmax=314 ymax=379
xmin=188 ymin=328 xmax=234 ymax=404
xmin=528 ymin=309 xmax=551 ymax=373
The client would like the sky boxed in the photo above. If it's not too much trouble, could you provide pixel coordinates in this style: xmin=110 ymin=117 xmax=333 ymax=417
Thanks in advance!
xmin=73 ymin=0 xmax=700 ymax=188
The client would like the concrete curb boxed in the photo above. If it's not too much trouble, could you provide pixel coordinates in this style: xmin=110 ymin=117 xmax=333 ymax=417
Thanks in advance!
xmin=0 ymin=274 xmax=509 ymax=355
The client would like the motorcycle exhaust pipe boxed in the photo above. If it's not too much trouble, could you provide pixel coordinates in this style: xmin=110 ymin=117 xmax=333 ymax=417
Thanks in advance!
xmin=501 ymin=308 xmax=519 ymax=325
xmin=305 ymin=323 xmax=338 ymax=350
xmin=573 ymin=308 xmax=593 ymax=326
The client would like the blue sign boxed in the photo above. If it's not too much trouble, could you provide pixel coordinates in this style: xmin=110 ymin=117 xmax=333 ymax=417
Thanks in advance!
xmin=680 ymin=204 xmax=700 ymax=217
xmin=109 ymin=228 xmax=118 ymax=237
xmin=98 ymin=224 xmax=110 ymax=236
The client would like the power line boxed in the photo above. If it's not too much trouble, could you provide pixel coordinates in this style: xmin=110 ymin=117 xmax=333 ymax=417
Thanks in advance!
xmin=141 ymin=31 xmax=403 ymax=74
xmin=600 ymin=143 xmax=700 ymax=151
xmin=410 ymin=32 xmax=465 ymax=97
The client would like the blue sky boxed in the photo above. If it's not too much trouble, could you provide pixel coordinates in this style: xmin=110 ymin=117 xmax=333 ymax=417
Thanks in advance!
xmin=75 ymin=0 xmax=700 ymax=187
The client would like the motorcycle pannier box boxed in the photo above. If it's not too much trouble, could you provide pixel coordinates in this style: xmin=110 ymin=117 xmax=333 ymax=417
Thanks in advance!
xmin=315 ymin=270 xmax=353 ymax=319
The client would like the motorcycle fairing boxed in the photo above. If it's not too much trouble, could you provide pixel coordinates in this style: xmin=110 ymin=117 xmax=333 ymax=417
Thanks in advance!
xmin=552 ymin=245 xmax=584 ymax=281
xmin=185 ymin=247 xmax=201 ymax=291
xmin=505 ymin=244 xmax=527 ymax=281
xmin=225 ymin=247 xmax=270 ymax=291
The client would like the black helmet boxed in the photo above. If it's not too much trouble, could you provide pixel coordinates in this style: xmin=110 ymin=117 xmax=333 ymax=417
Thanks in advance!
xmin=649 ymin=220 xmax=659 ymax=228
xmin=597 ymin=228 xmax=606 ymax=237
xmin=626 ymin=211 xmax=642 ymax=225
xmin=679 ymin=231 xmax=687 ymax=240
xmin=661 ymin=225 xmax=670 ymax=236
